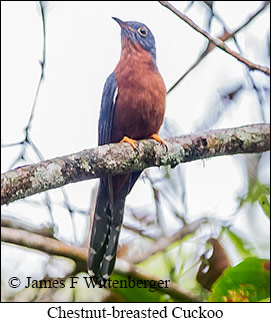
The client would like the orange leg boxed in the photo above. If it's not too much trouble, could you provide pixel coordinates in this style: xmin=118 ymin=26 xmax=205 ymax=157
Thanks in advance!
xmin=120 ymin=136 xmax=137 ymax=150
xmin=150 ymin=133 xmax=167 ymax=149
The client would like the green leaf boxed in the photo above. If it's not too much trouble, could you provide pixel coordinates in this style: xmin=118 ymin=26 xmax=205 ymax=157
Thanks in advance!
xmin=225 ymin=228 xmax=254 ymax=258
xmin=209 ymin=257 xmax=270 ymax=302
xmin=258 ymin=194 xmax=270 ymax=219
xmin=239 ymin=180 xmax=270 ymax=207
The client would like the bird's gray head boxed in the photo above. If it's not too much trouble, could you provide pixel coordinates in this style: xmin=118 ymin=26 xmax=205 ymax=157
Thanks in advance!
xmin=112 ymin=17 xmax=156 ymax=62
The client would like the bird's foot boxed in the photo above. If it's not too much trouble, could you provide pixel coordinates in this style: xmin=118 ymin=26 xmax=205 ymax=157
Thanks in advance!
xmin=150 ymin=134 xmax=167 ymax=150
xmin=120 ymin=136 xmax=137 ymax=150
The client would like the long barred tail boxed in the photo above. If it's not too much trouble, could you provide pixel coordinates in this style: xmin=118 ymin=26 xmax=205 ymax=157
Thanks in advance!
xmin=87 ymin=176 xmax=127 ymax=279
xmin=87 ymin=171 xmax=142 ymax=279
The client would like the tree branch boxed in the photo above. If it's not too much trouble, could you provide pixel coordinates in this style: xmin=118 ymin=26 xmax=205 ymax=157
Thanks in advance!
xmin=1 ymin=226 xmax=201 ymax=302
xmin=1 ymin=124 xmax=270 ymax=205
xmin=131 ymin=218 xmax=207 ymax=264
xmin=167 ymin=0 xmax=270 ymax=93
xmin=159 ymin=1 xmax=270 ymax=76
xmin=1 ymin=226 xmax=87 ymax=267
xmin=1 ymin=215 xmax=55 ymax=238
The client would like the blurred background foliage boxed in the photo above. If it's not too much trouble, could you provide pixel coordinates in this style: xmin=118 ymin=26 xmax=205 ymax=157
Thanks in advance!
xmin=1 ymin=1 xmax=270 ymax=302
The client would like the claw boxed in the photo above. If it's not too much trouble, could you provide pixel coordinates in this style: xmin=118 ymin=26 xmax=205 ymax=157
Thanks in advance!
xmin=120 ymin=136 xmax=137 ymax=150
xmin=150 ymin=134 xmax=167 ymax=150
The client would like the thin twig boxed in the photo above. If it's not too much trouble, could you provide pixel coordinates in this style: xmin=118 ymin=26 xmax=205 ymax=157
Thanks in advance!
xmin=234 ymin=1 xmax=270 ymax=35
xmin=131 ymin=218 xmax=207 ymax=264
xmin=122 ymin=222 xmax=159 ymax=240
xmin=232 ymin=36 xmax=267 ymax=122
xmin=2 ymin=2 xmax=47 ymax=160
xmin=25 ymin=1 xmax=46 ymax=133
xmin=161 ymin=0 xmax=270 ymax=94
xmin=1 ymin=2 xmax=55 ymax=223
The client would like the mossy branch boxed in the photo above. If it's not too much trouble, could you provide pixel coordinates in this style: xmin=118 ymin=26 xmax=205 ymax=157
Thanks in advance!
xmin=1 ymin=123 xmax=270 ymax=205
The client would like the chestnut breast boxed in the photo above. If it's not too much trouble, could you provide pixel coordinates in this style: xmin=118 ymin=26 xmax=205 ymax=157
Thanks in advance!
xmin=111 ymin=39 xmax=166 ymax=143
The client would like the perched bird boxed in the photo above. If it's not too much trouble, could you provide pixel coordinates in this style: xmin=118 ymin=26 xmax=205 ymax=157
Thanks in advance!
xmin=88 ymin=17 xmax=166 ymax=279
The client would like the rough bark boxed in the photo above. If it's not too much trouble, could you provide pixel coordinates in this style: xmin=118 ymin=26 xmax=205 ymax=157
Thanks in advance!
xmin=1 ymin=123 xmax=270 ymax=205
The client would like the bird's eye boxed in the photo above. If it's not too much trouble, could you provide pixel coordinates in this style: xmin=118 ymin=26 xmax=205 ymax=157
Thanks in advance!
xmin=137 ymin=26 xmax=148 ymax=37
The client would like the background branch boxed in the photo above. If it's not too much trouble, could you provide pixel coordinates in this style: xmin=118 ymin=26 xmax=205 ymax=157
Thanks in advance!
xmin=159 ymin=1 xmax=270 ymax=76
xmin=131 ymin=218 xmax=207 ymax=264
xmin=167 ymin=1 xmax=270 ymax=93
xmin=1 ymin=227 xmax=87 ymax=269
xmin=2 ymin=2 xmax=270 ymax=304
xmin=1 ymin=226 xmax=201 ymax=302
xmin=1 ymin=123 xmax=270 ymax=205
xmin=1 ymin=215 xmax=55 ymax=238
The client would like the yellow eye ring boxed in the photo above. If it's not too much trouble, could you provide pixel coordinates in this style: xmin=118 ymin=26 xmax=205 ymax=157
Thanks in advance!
xmin=137 ymin=26 xmax=148 ymax=37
